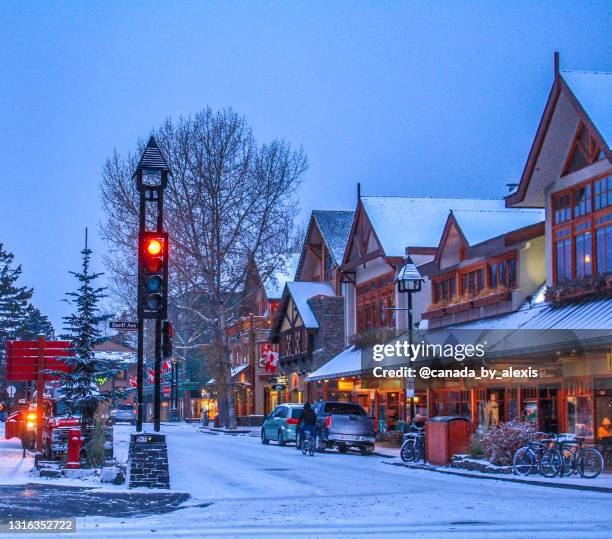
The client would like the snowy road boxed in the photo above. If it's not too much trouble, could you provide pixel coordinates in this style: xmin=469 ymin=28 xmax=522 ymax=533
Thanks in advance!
xmin=82 ymin=423 xmax=610 ymax=538
xmin=2 ymin=423 xmax=611 ymax=538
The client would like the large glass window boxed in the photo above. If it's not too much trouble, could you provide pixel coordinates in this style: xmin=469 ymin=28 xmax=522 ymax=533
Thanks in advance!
xmin=433 ymin=275 xmax=456 ymax=303
xmin=575 ymin=230 xmax=593 ymax=278
xmin=574 ymin=185 xmax=592 ymax=217
xmin=356 ymin=273 xmax=396 ymax=333
xmin=567 ymin=395 xmax=594 ymax=438
xmin=594 ymin=176 xmax=611 ymax=210
xmin=554 ymin=193 xmax=571 ymax=224
xmin=555 ymin=237 xmax=572 ymax=282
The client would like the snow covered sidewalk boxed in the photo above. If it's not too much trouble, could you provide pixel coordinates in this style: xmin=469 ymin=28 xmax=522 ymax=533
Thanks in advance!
xmin=0 ymin=423 xmax=34 ymax=485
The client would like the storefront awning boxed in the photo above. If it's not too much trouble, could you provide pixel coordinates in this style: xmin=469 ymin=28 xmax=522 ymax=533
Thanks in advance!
xmin=305 ymin=346 xmax=363 ymax=382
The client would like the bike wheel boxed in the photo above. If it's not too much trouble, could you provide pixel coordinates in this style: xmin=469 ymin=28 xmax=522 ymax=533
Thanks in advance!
xmin=301 ymin=440 xmax=309 ymax=456
xmin=577 ymin=448 xmax=604 ymax=479
xmin=309 ymin=444 xmax=315 ymax=457
xmin=559 ymin=447 xmax=575 ymax=477
xmin=400 ymin=439 xmax=416 ymax=462
xmin=513 ymin=447 xmax=534 ymax=475
xmin=539 ymin=449 xmax=562 ymax=478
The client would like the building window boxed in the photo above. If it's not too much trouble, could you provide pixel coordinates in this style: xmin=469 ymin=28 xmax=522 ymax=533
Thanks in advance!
xmin=594 ymin=176 xmax=612 ymax=210
xmin=563 ymin=123 xmax=605 ymax=176
xmin=596 ymin=221 xmax=612 ymax=275
xmin=356 ymin=272 xmax=396 ymax=333
xmin=574 ymin=185 xmax=591 ymax=217
xmin=555 ymin=235 xmax=572 ymax=283
xmin=460 ymin=267 xmax=484 ymax=297
xmin=554 ymin=193 xmax=571 ymax=225
xmin=552 ymin=175 xmax=612 ymax=284
xmin=488 ymin=257 xmax=516 ymax=289
xmin=575 ymin=229 xmax=593 ymax=278
xmin=433 ymin=275 xmax=456 ymax=303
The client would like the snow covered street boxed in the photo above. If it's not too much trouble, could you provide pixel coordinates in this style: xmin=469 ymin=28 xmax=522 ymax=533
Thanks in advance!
xmin=58 ymin=424 xmax=612 ymax=537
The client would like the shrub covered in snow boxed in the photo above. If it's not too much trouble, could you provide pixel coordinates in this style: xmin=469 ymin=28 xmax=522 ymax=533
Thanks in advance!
xmin=468 ymin=429 xmax=485 ymax=458
xmin=481 ymin=419 xmax=539 ymax=465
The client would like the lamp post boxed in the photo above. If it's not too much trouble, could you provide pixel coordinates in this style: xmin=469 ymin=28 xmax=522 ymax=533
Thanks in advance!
xmin=395 ymin=256 xmax=423 ymax=425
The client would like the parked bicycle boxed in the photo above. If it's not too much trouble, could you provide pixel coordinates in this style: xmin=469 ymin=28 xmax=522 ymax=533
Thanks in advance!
xmin=542 ymin=434 xmax=605 ymax=479
xmin=400 ymin=424 xmax=425 ymax=463
xmin=512 ymin=434 xmax=554 ymax=476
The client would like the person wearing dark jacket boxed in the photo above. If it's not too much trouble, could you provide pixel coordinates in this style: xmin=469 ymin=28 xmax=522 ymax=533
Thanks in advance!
xmin=298 ymin=402 xmax=317 ymax=449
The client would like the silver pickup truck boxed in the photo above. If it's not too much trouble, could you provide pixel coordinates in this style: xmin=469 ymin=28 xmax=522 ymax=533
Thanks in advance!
xmin=311 ymin=400 xmax=376 ymax=455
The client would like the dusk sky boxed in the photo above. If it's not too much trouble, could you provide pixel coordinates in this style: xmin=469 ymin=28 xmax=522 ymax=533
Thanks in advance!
xmin=0 ymin=1 xmax=610 ymax=329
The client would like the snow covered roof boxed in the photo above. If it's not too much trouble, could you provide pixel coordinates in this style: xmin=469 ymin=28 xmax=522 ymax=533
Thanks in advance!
xmin=312 ymin=210 xmax=355 ymax=265
xmin=285 ymin=281 xmax=336 ymax=328
xmin=451 ymin=208 xmax=544 ymax=246
xmin=305 ymin=346 xmax=362 ymax=382
xmin=263 ymin=253 xmax=300 ymax=299
xmin=207 ymin=363 xmax=249 ymax=385
xmin=360 ymin=196 xmax=507 ymax=257
xmin=561 ymin=70 xmax=612 ymax=147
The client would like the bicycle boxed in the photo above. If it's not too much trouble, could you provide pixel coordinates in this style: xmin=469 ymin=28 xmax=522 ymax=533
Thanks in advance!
xmin=400 ymin=424 xmax=425 ymax=463
xmin=545 ymin=434 xmax=604 ymax=479
xmin=512 ymin=434 xmax=554 ymax=476
xmin=301 ymin=430 xmax=315 ymax=457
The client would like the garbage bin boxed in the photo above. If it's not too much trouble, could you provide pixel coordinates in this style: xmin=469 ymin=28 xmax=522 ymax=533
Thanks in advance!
xmin=425 ymin=416 xmax=472 ymax=466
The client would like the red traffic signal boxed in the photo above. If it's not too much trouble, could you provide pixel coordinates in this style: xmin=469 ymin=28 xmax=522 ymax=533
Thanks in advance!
xmin=139 ymin=232 xmax=168 ymax=319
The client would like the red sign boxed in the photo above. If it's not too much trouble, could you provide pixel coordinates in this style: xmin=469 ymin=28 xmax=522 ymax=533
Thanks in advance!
xmin=163 ymin=386 xmax=171 ymax=396
xmin=6 ymin=340 xmax=73 ymax=382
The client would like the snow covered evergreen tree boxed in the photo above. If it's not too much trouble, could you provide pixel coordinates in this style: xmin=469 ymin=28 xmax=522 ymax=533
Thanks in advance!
xmin=58 ymin=230 xmax=120 ymax=429
xmin=0 ymin=243 xmax=33 ymax=396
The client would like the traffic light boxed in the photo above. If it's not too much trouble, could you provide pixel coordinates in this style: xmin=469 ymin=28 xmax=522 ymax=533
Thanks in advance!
xmin=162 ymin=320 xmax=173 ymax=357
xmin=139 ymin=231 xmax=168 ymax=319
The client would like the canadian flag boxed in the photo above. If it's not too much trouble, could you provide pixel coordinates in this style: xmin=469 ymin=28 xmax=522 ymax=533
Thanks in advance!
xmin=263 ymin=349 xmax=279 ymax=373
xmin=147 ymin=368 xmax=155 ymax=384
xmin=129 ymin=376 xmax=137 ymax=388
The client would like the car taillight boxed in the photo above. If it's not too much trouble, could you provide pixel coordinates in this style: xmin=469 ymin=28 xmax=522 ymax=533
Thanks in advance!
xmin=286 ymin=418 xmax=299 ymax=425
xmin=325 ymin=416 xmax=332 ymax=429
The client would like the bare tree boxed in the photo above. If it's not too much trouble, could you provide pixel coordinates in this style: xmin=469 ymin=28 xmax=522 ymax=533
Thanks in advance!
xmin=101 ymin=108 xmax=306 ymax=428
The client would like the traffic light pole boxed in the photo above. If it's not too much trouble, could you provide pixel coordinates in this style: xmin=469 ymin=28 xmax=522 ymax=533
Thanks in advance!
xmin=136 ymin=190 xmax=146 ymax=433
xmin=154 ymin=318 xmax=162 ymax=431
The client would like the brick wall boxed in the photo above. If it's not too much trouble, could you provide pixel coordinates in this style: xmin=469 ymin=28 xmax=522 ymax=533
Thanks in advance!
xmin=307 ymin=295 xmax=345 ymax=370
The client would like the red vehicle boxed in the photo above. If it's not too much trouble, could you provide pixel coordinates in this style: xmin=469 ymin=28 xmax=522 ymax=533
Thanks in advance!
xmin=6 ymin=394 xmax=113 ymax=461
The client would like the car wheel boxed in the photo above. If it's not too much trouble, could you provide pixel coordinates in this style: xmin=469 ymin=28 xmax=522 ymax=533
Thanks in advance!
xmin=360 ymin=447 xmax=373 ymax=456
xmin=315 ymin=433 xmax=326 ymax=453
xmin=278 ymin=430 xmax=286 ymax=446
xmin=261 ymin=429 xmax=269 ymax=445
xmin=338 ymin=445 xmax=349 ymax=453
xmin=295 ymin=432 xmax=301 ymax=450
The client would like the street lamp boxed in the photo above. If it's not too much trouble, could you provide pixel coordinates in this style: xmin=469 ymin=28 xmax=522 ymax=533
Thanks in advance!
xmin=395 ymin=256 xmax=423 ymax=425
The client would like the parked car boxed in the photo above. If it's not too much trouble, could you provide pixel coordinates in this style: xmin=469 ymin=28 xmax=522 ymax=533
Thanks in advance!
xmin=110 ymin=403 xmax=137 ymax=425
xmin=298 ymin=401 xmax=375 ymax=455
xmin=261 ymin=403 xmax=304 ymax=446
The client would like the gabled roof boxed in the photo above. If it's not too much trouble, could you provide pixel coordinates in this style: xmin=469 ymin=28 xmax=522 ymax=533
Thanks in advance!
xmin=450 ymin=208 xmax=544 ymax=246
xmin=132 ymin=136 xmax=171 ymax=178
xmin=263 ymin=253 xmax=300 ymax=299
xmin=285 ymin=281 xmax=336 ymax=328
xmin=507 ymin=64 xmax=612 ymax=207
xmin=312 ymin=210 xmax=354 ymax=264
xmin=561 ymin=70 xmax=612 ymax=146
xmin=359 ymin=196 xmax=507 ymax=257
xmin=295 ymin=210 xmax=354 ymax=279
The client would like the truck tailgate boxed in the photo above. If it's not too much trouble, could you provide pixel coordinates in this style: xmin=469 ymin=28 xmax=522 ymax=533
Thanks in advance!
xmin=329 ymin=414 xmax=375 ymax=436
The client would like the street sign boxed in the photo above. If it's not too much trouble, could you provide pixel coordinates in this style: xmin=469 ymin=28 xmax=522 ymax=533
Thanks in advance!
xmin=110 ymin=321 xmax=138 ymax=331
xmin=6 ymin=385 xmax=16 ymax=397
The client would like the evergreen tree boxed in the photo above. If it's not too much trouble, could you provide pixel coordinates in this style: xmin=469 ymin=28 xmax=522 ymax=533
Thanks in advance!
xmin=58 ymin=230 xmax=120 ymax=429
xmin=0 ymin=243 xmax=33 ymax=395
xmin=16 ymin=304 xmax=55 ymax=340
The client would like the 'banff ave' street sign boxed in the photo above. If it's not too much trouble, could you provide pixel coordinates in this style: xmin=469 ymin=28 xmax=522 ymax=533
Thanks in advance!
xmin=110 ymin=321 xmax=139 ymax=331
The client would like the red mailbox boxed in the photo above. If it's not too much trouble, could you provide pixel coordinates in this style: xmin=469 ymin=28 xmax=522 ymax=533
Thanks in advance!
xmin=66 ymin=429 xmax=83 ymax=469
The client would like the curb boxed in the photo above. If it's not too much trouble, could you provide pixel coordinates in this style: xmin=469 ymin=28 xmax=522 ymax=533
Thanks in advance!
xmin=385 ymin=461 xmax=612 ymax=493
